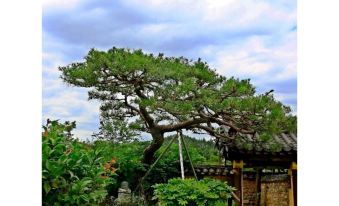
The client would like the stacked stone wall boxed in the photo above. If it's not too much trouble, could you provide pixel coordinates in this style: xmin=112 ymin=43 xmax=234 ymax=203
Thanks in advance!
xmin=243 ymin=174 xmax=290 ymax=206
xmin=243 ymin=179 xmax=257 ymax=205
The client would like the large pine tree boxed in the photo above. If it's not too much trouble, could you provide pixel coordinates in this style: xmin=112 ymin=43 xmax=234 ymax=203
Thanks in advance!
xmin=59 ymin=47 xmax=296 ymax=164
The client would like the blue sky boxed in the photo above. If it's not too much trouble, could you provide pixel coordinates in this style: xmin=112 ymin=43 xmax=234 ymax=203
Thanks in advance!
xmin=42 ymin=0 xmax=297 ymax=140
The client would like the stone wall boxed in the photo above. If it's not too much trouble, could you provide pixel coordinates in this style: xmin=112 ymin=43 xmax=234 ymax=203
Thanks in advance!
xmin=191 ymin=168 xmax=292 ymax=206
xmin=260 ymin=176 xmax=290 ymax=206
xmin=243 ymin=174 xmax=290 ymax=206
xmin=243 ymin=179 xmax=257 ymax=205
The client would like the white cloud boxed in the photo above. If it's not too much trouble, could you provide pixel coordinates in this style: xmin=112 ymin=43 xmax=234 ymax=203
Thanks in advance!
xmin=42 ymin=0 xmax=83 ymax=10
xmin=276 ymin=62 xmax=297 ymax=80
xmin=43 ymin=89 xmax=100 ymax=120
xmin=140 ymin=23 xmax=171 ymax=35
xmin=72 ymin=129 xmax=96 ymax=141
xmin=274 ymin=92 xmax=297 ymax=102
xmin=42 ymin=76 xmax=101 ymax=139
xmin=42 ymin=52 xmax=63 ymax=76
xmin=125 ymin=0 xmax=295 ymax=29
xmin=212 ymin=33 xmax=296 ymax=82
xmin=216 ymin=52 xmax=272 ymax=76
xmin=43 ymin=78 xmax=63 ymax=91
xmin=202 ymin=0 xmax=266 ymax=26
xmin=42 ymin=0 xmax=297 ymax=139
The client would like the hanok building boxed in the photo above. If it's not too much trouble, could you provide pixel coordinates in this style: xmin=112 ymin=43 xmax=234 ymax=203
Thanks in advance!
xmin=189 ymin=132 xmax=297 ymax=206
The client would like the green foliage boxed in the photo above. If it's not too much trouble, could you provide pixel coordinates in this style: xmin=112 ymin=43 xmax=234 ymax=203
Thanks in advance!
xmin=143 ymin=137 xmax=222 ymax=203
xmin=148 ymin=136 xmax=220 ymax=184
xmin=41 ymin=119 xmax=224 ymax=205
xmin=153 ymin=178 xmax=235 ymax=206
xmin=175 ymin=136 xmax=221 ymax=165
xmin=92 ymin=140 xmax=147 ymax=191
xmin=59 ymin=47 xmax=297 ymax=162
xmin=90 ymin=136 xmax=221 ymax=203
xmin=93 ymin=118 xmax=139 ymax=143
xmin=42 ymin=120 xmax=116 ymax=206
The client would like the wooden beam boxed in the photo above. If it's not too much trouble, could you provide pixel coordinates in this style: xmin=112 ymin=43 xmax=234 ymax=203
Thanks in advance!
xmin=227 ymin=153 xmax=297 ymax=165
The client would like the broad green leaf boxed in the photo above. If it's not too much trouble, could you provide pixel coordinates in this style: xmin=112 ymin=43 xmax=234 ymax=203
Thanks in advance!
xmin=44 ymin=182 xmax=51 ymax=194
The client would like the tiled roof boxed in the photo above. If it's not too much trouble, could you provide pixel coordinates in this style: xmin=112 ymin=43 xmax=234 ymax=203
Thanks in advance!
xmin=216 ymin=133 xmax=297 ymax=159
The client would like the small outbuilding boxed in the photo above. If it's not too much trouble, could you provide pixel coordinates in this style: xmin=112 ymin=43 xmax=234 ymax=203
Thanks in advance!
xmin=215 ymin=132 xmax=297 ymax=206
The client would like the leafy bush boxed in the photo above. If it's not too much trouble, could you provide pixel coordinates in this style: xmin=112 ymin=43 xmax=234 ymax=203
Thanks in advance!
xmin=91 ymin=136 xmax=222 ymax=204
xmin=42 ymin=120 xmax=116 ymax=206
xmin=92 ymin=140 xmax=147 ymax=193
xmin=153 ymin=178 xmax=235 ymax=206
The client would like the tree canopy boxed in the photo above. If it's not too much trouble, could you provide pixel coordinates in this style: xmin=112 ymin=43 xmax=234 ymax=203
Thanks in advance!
xmin=59 ymin=47 xmax=297 ymax=164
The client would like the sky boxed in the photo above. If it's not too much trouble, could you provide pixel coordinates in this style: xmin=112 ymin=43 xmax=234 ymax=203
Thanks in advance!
xmin=42 ymin=0 xmax=297 ymax=140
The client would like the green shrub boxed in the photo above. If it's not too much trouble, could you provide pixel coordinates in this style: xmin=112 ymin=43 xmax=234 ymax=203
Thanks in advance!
xmin=153 ymin=178 xmax=235 ymax=206
xmin=42 ymin=120 xmax=116 ymax=206
xmin=92 ymin=140 xmax=147 ymax=193
xmin=91 ymin=136 xmax=222 ymax=204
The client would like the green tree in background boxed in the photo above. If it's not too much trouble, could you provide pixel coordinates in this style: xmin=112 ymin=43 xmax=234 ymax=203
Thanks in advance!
xmin=60 ymin=47 xmax=297 ymax=165
xmin=92 ymin=118 xmax=139 ymax=143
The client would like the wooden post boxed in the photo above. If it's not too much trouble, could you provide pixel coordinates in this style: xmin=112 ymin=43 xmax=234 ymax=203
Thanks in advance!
xmin=178 ymin=132 xmax=185 ymax=179
xmin=255 ymin=168 xmax=262 ymax=206
xmin=293 ymin=170 xmax=297 ymax=206
xmin=289 ymin=162 xmax=297 ymax=206
xmin=233 ymin=160 xmax=244 ymax=206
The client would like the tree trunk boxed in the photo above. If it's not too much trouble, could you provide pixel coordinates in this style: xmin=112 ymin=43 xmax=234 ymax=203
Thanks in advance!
xmin=142 ymin=130 xmax=164 ymax=165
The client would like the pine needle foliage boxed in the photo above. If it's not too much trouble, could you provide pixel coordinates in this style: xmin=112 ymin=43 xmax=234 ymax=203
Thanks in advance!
xmin=60 ymin=47 xmax=297 ymax=164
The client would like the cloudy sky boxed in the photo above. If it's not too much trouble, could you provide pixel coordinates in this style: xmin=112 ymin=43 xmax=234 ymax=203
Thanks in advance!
xmin=42 ymin=0 xmax=297 ymax=140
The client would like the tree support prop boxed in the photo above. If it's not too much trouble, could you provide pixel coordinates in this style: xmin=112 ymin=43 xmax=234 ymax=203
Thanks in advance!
xmin=178 ymin=132 xmax=185 ymax=179
xmin=135 ymin=136 xmax=177 ymax=192
xmin=180 ymin=133 xmax=198 ymax=180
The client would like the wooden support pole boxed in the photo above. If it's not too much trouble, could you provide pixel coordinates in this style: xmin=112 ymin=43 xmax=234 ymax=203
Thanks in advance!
xmin=255 ymin=168 xmax=262 ymax=206
xmin=233 ymin=160 xmax=244 ymax=206
xmin=178 ymin=132 xmax=185 ymax=179
xmin=180 ymin=134 xmax=198 ymax=180
xmin=135 ymin=136 xmax=176 ymax=192
xmin=232 ymin=192 xmax=241 ymax=203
